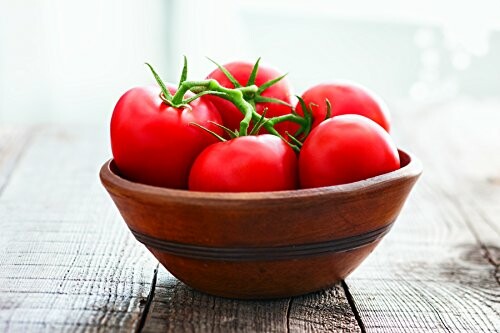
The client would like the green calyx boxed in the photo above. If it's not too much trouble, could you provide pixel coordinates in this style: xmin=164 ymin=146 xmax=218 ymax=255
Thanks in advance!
xmin=146 ymin=57 xmax=313 ymax=152
xmin=208 ymin=57 xmax=292 ymax=108
xmin=146 ymin=56 xmax=225 ymax=109
xmin=189 ymin=121 xmax=228 ymax=142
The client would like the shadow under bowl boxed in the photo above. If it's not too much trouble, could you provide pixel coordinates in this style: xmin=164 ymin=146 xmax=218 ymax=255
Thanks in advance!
xmin=100 ymin=149 xmax=422 ymax=299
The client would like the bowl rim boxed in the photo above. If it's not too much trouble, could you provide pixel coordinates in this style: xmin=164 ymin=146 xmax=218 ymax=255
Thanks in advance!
xmin=100 ymin=148 xmax=422 ymax=201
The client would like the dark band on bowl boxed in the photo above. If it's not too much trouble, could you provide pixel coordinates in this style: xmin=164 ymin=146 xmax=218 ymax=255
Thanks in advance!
xmin=129 ymin=223 xmax=393 ymax=261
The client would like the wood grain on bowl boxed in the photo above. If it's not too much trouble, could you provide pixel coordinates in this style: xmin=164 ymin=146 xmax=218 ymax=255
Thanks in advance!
xmin=100 ymin=149 xmax=421 ymax=299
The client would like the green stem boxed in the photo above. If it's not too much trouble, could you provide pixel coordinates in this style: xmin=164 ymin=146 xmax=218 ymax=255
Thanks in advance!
xmin=248 ymin=113 xmax=302 ymax=153
xmin=265 ymin=113 xmax=309 ymax=128
xmin=171 ymin=80 xmax=213 ymax=105
xmin=172 ymin=80 xmax=258 ymax=136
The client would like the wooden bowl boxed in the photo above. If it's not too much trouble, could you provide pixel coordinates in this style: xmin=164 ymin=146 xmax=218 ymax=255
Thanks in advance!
xmin=100 ymin=149 xmax=421 ymax=299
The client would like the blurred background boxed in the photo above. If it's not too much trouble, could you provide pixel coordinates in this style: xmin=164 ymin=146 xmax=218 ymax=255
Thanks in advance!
xmin=1 ymin=0 xmax=499 ymax=124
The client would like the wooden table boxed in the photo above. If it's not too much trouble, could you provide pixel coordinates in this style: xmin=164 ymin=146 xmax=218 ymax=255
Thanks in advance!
xmin=0 ymin=99 xmax=498 ymax=332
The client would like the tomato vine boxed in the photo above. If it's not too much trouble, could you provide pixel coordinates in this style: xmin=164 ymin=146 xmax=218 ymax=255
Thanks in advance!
xmin=146 ymin=57 xmax=313 ymax=151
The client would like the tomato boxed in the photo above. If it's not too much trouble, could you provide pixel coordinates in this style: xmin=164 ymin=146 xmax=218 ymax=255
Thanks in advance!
xmin=295 ymin=82 xmax=391 ymax=132
xmin=111 ymin=85 xmax=223 ymax=189
xmin=299 ymin=115 xmax=399 ymax=188
xmin=204 ymin=61 xmax=298 ymax=137
xmin=189 ymin=134 xmax=298 ymax=192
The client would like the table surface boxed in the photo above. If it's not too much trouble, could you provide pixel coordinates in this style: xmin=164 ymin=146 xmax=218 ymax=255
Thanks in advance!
xmin=0 ymin=99 xmax=499 ymax=332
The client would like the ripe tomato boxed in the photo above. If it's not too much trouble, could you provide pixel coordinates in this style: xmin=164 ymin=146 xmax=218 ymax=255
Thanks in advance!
xmin=299 ymin=115 xmax=399 ymax=188
xmin=295 ymin=82 xmax=391 ymax=132
xmin=204 ymin=61 xmax=298 ymax=137
xmin=189 ymin=135 xmax=298 ymax=192
xmin=111 ymin=86 xmax=223 ymax=189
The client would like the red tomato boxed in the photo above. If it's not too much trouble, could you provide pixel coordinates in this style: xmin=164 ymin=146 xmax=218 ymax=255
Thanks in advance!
xmin=299 ymin=115 xmax=399 ymax=188
xmin=204 ymin=61 xmax=298 ymax=137
xmin=189 ymin=135 xmax=298 ymax=192
xmin=296 ymin=82 xmax=391 ymax=132
xmin=111 ymin=85 xmax=223 ymax=189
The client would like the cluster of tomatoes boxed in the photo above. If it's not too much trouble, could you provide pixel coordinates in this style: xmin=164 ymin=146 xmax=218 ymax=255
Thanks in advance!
xmin=110 ymin=59 xmax=400 ymax=192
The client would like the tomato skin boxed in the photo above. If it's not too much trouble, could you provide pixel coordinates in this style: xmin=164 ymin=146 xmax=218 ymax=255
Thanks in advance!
xmin=204 ymin=61 xmax=298 ymax=136
xmin=296 ymin=82 xmax=391 ymax=132
xmin=189 ymin=135 xmax=298 ymax=192
xmin=299 ymin=115 xmax=399 ymax=188
xmin=111 ymin=86 xmax=223 ymax=189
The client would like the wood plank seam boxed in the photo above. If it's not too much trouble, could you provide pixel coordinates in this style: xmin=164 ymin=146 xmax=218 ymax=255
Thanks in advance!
xmin=475 ymin=205 xmax=500 ymax=286
xmin=342 ymin=280 xmax=366 ymax=333
xmin=285 ymin=297 xmax=292 ymax=333
xmin=136 ymin=264 xmax=159 ymax=333
xmin=0 ymin=128 xmax=35 ymax=197
xmin=480 ymin=245 xmax=500 ymax=286
xmin=57 ymin=248 xmax=80 ymax=293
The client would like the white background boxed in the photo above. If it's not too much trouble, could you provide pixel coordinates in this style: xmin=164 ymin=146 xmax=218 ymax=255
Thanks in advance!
xmin=1 ymin=0 xmax=499 ymax=124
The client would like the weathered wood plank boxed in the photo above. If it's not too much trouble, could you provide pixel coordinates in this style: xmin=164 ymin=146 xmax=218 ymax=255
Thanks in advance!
xmin=142 ymin=268 xmax=360 ymax=333
xmin=346 ymin=99 xmax=500 ymax=332
xmin=2 ymin=100 xmax=496 ymax=332
xmin=288 ymin=284 xmax=361 ymax=332
xmin=0 ymin=127 xmax=157 ymax=332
